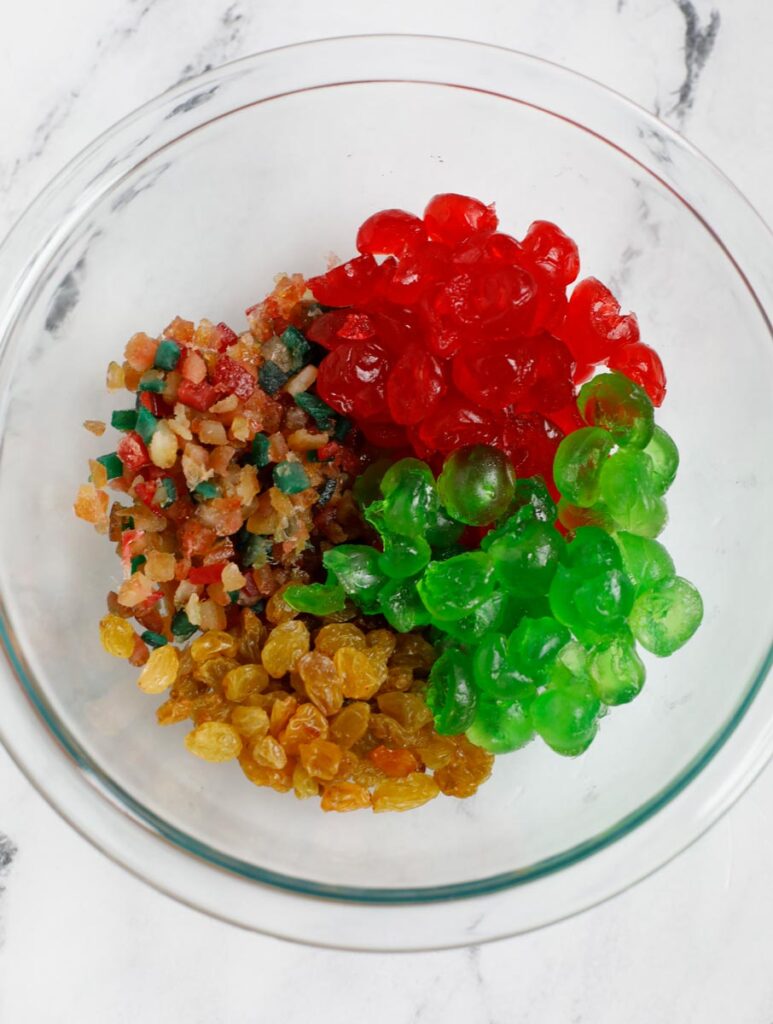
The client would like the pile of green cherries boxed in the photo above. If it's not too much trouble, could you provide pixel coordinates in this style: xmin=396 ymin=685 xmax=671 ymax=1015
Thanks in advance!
xmin=286 ymin=371 xmax=703 ymax=759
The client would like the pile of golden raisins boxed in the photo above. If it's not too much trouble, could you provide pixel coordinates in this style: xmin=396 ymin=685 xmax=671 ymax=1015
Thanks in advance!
xmin=134 ymin=607 xmax=493 ymax=812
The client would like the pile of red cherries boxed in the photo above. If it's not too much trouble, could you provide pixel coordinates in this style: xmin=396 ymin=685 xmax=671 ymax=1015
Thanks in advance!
xmin=307 ymin=194 xmax=665 ymax=484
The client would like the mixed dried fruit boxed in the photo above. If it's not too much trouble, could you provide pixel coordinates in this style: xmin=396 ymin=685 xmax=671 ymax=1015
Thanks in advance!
xmin=76 ymin=193 xmax=701 ymax=812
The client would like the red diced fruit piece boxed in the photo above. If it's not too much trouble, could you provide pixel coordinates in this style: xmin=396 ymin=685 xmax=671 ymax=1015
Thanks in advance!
xmin=188 ymin=562 xmax=226 ymax=585
xmin=387 ymin=345 xmax=446 ymax=425
xmin=423 ymin=193 xmax=498 ymax=245
xmin=215 ymin=322 xmax=239 ymax=350
xmin=356 ymin=209 xmax=427 ymax=257
xmin=307 ymin=255 xmax=379 ymax=307
xmin=213 ymin=356 xmax=255 ymax=400
xmin=521 ymin=220 xmax=580 ymax=285
xmin=180 ymin=520 xmax=218 ymax=559
xmin=607 ymin=341 xmax=667 ymax=406
xmin=562 ymin=277 xmax=639 ymax=364
xmin=180 ymin=348 xmax=207 ymax=383
xmin=124 ymin=333 xmax=159 ymax=371
xmin=117 ymin=432 xmax=151 ymax=473
xmin=177 ymin=378 xmax=219 ymax=411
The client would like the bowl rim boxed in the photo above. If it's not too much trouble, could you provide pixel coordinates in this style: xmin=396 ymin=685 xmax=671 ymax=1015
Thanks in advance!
xmin=0 ymin=32 xmax=772 ymax=948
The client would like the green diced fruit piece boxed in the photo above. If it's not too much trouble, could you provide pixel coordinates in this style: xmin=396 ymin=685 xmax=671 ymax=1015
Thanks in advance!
xmin=508 ymin=616 xmax=571 ymax=685
xmin=154 ymin=338 xmax=182 ymax=371
xmin=141 ymin=630 xmax=168 ymax=648
xmin=426 ymin=649 xmax=478 ymax=735
xmin=473 ymin=633 xmax=526 ymax=699
xmin=284 ymin=582 xmax=346 ymax=615
xmin=440 ymin=588 xmax=509 ymax=645
xmin=193 ymin=481 xmax=220 ymax=500
xmin=531 ymin=680 xmax=601 ymax=756
xmin=643 ymin=426 xmax=680 ymax=494
xmin=628 ymin=576 xmax=703 ymax=656
xmin=250 ymin=433 xmax=271 ymax=468
xmin=573 ymin=568 xmax=634 ymax=635
xmin=437 ymin=444 xmax=516 ymax=526
xmin=615 ymin=531 xmax=675 ymax=594
xmin=96 ymin=453 xmax=123 ymax=480
xmin=353 ymin=459 xmax=396 ymax=509
xmin=425 ymin=505 xmax=465 ymax=549
xmin=258 ymin=360 xmax=290 ymax=394
xmin=417 ymin=552 xmax=495 ymax=622
xmin=239 ymin=533 xmax=273 ymax=569
xmin=323 ymin=545 xmax=385 ymax=611
xmin=566 ymin=526 xmax=622 ymax=576
xmin=466 ymin=694 xmax=535 ymax=754
xmin=599 ymin=449 xmax=668 ymax=538
xmin=130 ymin=554 xmax=146 ymax=574
xmin=138 ymin=372 xmax=166 ymax=393
xmin=273 ymin=462 xmax=310 ymax=494
xmin=557 ymin=499 xmax=616 ymax=534
xmin=578 ymin=371 xmax=654 ymax=449
xmin=553 ymin=427 xmax=615 ymax=507
xmin=159 ymin=477 xmax=177 ymax=508
xmin=511 ymin=476 xmax=557 ymax=525
xmin=294 ymin=391 xmax=337 ymax=431
xmin=381 ymin=461 xmax=439 ymax=536
xmin=111 ymin=409 xmax=138 ymax=431
xmin=281 ymin=325 xmax=311 ymax=372
xmin=171 ymin=610 xmax=198 ymax=640
xmin=378 ymin=533 xmax=431 ymax=580
xmin=489 ymin=521 xmax=564 ymax=597
xmin=378 ymin=578 xmax=432 ymax=633
xmin=589 ymin=632 xmax=646 ymax=705
xmin=332 ymin=417 xmax=352 ymax=442
xmin=135 ymin=405 xmax=158 ymax=444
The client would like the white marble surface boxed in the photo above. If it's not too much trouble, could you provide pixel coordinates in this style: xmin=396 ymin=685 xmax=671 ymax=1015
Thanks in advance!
xmin=1 ymin=1 xmax=772 ymax=1020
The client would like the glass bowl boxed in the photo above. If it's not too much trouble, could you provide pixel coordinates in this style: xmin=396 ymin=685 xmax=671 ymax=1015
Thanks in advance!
xmin=0 ymin=35 xmax=772 ymax=952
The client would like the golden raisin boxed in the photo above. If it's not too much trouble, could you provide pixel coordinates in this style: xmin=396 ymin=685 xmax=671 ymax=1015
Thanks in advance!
xmin=191 ymin=630 xmax=238 ymax=663
xmin=252 ymin=734 xmax=288 ymax=769
xmin=368 ymin=745 xmax=420 ymax=779
xmin=99 ymin=614 xmax=135 ymax=659
xmin=415 ymin=732 xmax=457 ymax=770
xmin=185 ymin=721 xmax=242 ymax=762
xmin=293 ymin=763 xmax=320 ymax=800
xmin=366 ymin=628 xmax=397 ymax=662
xmin=297 ymin=651 xmax=343 ymax=715
xmin=137 ymin=645 xmax=179 ymax=694
xmin=281 ymin=703 xmax=329 ymax=755
xmin=434 ymin=736 xmax=494 ymax=798
xmin=265 ymin=583 xmax=299 ymax=625
xmin=314 ymin=622 xmax=367 ymax=657
xmin=238 ymin=609 xmax=265 ymax=662
xmin=239 ymin=752 xmax=293 ymax=792
xmin=376 ymin=692 xmax=433 ymax=732
xmin=372 ymin=773 xmax=440 ymax=813
xmin=269 ymin=694 xmax=298 ymax=737
xmin=333 ymin=646 xmax=385 ymax=700
xmin=380 ymin=665 xmax=414 ymax=693
xmin=391 ymin=633 xmax=438 ymax=673
xmin=193 ymin=656 xmax=239 ymax=687
xmin=299 ymin=738 xmax=342 ymax=781
xmin=321 ymin=782 xmax=371 ymax=812
xmin=230 ymin=705 xmax=270 ymax=739
xmin=222 ymin=663 xmax=269 ymax=702
xmin=330 ymin=702 xmax=371 ymax=749
xmin=261 ymin=620 xmax=310 ymax=678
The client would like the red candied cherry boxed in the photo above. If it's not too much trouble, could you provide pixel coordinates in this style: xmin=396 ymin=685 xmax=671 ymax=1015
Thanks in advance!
xmin=607 ymin=341 xmax=666 ymax=406
xmin=315 ymin=339 xmax=392 ymax=421
xmin=417 ymin=391 xmax=505 ymax=453
xmin=307 ymin=254 xmax=380 ymax=307
xmin=423 ymin=193 xmax=498 ymax=245
xmin=430 ymin=265 xmax=537 ymax=336
xmin=518 ymin=333 xmax=576 ymax=413
xmin=561 ymin=277 xmax=639 ymax=364
xmin=502 ymin=412 xmax=564 ymax=481
xmin=521 ymin=220 xmax=580 ymax=285
xmin=358 ymin=418 xmax=410 ymax=450
xmin=522 ymin=259 xmax=569 ymax=337
xmin=386 ymin=344 xmax=447 ymax=425
xmin=452 ymin=339 xmax=537 ymax=411
xmin=307 ymin=310 xmax=361 ymax=350
xmin=356 ymin=208 xmax=427 ymax=258
xmin=548 ymin=401 xmax=585 ymax=436
xmin=481 ymin=232 xmax=525 ymax=264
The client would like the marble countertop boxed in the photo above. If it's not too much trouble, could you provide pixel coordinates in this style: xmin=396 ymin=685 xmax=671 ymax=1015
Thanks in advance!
xmin=1 ymin=1 xmax=772 ymax=1020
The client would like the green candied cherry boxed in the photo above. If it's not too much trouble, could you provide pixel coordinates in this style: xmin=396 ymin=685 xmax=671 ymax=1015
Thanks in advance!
xmin=417 ymin=551 xmax=495 ymax=622
xmin=510 ymin=476 xmax=558 ymax=525
xmin=614 ymin=531 xmax=675 ymax=595
xmin=598 ymin=448 xmax=668 ymax=538
xmin=589 ymin=630 xmax=646 ymax=705
xmin=426 ymin=648 xmax=478 ymax=735
xmin=283 ymin=580 xmax=346 ymax=615
xmin=553 ymin=427 xmax=615 ymax=507
xmin=508 ymin=616 xmax=571 ymax=685
xmin=378 ymin=533 xmax=431 ymax=580
xmin=628 ymin=576 xmax=703 ymax=656
xmin=565 ymin=526 xmax=623 ymax=576
xmin=378 ymin=577 xmax=432 ymax=633
xmin=441 ymin=588 xmax=509 ymax=645
xmin=488 ymin=520 xmax=565 ymax=597
xmin=379 ymin=458 xmax=439 ymax=536
xmin=643 ymin=425 xmax=680 ymax=494
xmin=473 ymin=632 xmax=531 ymax=699
xmin=352 ymin=457 xmax=395 ymax=509
xmin=466 ymin=693 xmax=536 ymax=754
xmin=557 ymin=498 xmax=617 ymax=534
xmin=549 ymin=640 xmax=591 ymax=688
xmin=573 ymin=568 xmax=635 ymax=635
xmin=437 ymin=444 xmax=516 ymax=526
xmin=425 ymin=504 xmax=465 ymax=550
xmin=531 ymin=678 xmax=602 ymax=756
xmin=322 ymin=545 xmax=385 ymax=612
xmin=578 ymin=371 xmax=655 ymax=449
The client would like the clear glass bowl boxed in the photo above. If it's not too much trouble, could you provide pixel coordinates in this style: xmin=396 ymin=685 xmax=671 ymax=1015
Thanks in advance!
xmin=0 ymin=35 xmax=772 ymax=951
